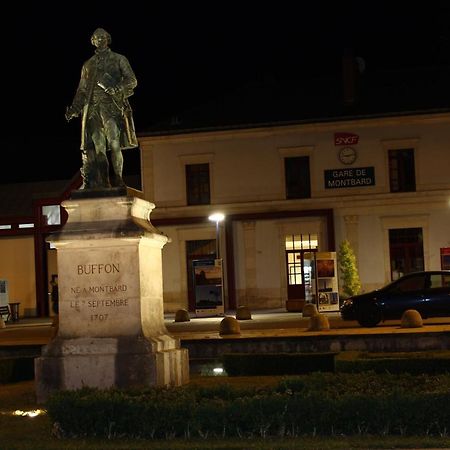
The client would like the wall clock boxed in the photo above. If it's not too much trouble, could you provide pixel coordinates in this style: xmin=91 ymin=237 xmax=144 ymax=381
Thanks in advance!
xmin=338 ymin=147 xmax=357 ymax=165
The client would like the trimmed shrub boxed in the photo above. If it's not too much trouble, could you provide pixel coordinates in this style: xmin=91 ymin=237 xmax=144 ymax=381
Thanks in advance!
xmin=337 ymin=356 xmax=450 ymax=374
xmin=46 ymin=373 xmax=450 ymax=439
xmin=277 ymin=372 xmax=450 ymax=397
xmin=338 ymin=239 xmax=361 ymax=297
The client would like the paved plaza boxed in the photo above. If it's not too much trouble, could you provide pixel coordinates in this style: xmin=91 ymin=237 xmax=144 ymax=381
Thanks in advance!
xmin=1 ymin=310 xmax=449 ymax=347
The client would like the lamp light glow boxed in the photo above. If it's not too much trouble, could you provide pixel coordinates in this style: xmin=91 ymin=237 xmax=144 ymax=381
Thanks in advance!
xmin=208 ymin=213 xmax=225 ymax=223
xmin=208 ymin=213 xmax=225 ymax=259
xmin=12 ymin=409 xmax=45 ymax=418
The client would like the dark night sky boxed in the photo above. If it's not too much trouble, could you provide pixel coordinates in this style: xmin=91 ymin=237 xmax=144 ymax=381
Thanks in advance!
xmin=2 ymin=1 xmax=449 ymax=184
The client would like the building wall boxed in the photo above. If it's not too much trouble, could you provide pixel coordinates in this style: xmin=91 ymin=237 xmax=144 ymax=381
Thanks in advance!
xmin=0 ymin=236 xmax=36 ymax=317
xmin=158 ymin=224 xmax=217 ymax=312
xmin=140 ymin=113 xmax=450 ymax=312
xmin=145 ymin=115 xmax=450 ymax=207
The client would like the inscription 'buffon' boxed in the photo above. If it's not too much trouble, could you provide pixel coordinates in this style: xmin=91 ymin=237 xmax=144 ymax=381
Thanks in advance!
xmin=77 ymin=263 xmax=120 ymax=275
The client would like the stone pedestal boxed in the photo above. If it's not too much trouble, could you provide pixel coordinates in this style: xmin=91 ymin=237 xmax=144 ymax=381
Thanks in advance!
xmin=35 ymin=196 xmax=189 ymax=403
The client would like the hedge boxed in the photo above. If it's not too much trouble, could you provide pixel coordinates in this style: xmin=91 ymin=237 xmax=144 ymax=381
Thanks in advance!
xmin=336 ymin=357 xmax=450 ymax=374
xmin=46 ymin=373 xmax=450 ymax=439
xmin=222 ymin=352 xmax=450 ymax=376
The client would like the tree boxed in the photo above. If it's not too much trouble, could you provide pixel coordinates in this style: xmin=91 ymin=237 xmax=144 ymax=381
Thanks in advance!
xmin=338 ymin=239 xmax=361 ymax=298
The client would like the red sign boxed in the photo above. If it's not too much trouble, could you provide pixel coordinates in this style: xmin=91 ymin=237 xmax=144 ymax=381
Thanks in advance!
xmin=334 ymin=132 xmax=359 ymax=146
xmin=441 ymin=247 xmax=450 ymax=270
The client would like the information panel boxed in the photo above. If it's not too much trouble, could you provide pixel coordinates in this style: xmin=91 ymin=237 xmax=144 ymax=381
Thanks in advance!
xmin=193 ymin=259 xmax=224 ymax=317
xmin=315 ymin=252 xmax=340 ymax=312
xmin=0 ymin=279 xmax=8 ymax=306
xmin=0 ymin=279 xmax=9 ymax=321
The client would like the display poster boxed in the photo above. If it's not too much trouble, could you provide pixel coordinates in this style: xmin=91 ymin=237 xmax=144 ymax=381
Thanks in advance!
xmin=0 ymin=279 xmax=8 ymax=306
xmin=193 ymin=259 xmax=224 ymax=317
xmin=0 ymin=279 xmax=9 ymax=320
xmin=315 ymin=252 xmax=340 ymax=312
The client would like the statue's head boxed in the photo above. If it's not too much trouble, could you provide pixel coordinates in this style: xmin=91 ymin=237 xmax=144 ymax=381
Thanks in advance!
xmin=91 ymin=28 xmax=112 ymax=46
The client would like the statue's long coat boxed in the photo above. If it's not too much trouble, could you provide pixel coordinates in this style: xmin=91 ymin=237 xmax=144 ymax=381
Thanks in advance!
xmin=70 ymin=48 xmax=138 ymax=151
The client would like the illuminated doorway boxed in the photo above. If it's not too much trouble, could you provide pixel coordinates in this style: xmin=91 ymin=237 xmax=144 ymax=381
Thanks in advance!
xmin=285 ymin=234 xmax=318 ymax=302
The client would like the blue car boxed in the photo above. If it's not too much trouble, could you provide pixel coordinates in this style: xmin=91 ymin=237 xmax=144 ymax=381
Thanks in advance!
xmin=340 ymin=270 xmax=450 ymax=327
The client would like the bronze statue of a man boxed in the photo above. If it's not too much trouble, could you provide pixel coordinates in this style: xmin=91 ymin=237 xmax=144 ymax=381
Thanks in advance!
xmin=66 ymin=28 xmax=138 ymax=189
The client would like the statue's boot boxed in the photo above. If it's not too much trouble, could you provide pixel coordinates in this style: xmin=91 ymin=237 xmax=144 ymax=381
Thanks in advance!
xmin=111 ymin=174 xmax=126 ymax=188
xmin=111 ymin=155 xmax=126 ymax=187
xmin=81 ymin=150 xmax=98 ymax=189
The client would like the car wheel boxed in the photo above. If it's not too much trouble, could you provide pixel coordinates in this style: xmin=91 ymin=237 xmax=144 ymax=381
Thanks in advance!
xmin=357 ymin=304 xmax=382 ymax=327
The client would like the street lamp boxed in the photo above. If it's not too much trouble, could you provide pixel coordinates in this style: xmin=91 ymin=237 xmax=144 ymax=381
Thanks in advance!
xmin=208 ymin=212 xmax=226 ymax=316
xmin=208 ymin=212 xmax=225 ymax=259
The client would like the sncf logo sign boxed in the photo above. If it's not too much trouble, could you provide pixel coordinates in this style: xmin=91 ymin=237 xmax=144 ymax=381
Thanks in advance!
xmin=334 ymin=132 xmax=359 ymax=146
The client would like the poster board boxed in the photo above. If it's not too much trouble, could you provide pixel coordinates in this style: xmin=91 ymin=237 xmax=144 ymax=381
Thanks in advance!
xmin=315 ymin=252 xmax=340 ymax=312
xmin=193 ymin=259 xmax=224 ymax=317
xmin=0 ymin=279 xmax=9 ymax=320
xmin=0 ymin=279 xmax=8 ymax=306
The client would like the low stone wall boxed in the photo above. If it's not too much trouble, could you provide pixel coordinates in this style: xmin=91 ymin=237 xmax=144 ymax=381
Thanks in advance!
xmin=182 ymin=331 xmax=450 ymax=359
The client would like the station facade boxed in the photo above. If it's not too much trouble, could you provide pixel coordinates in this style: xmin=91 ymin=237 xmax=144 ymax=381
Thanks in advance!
xmin=1 ymin=113 xmax=449 ymax=316
xmin=139 ymin=112 xmax=450 ymax=312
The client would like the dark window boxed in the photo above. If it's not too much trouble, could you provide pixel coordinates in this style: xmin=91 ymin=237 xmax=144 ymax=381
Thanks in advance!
xmin=285 ymin=156 xmax=311 ymax=199
xmin=186 ymin=240 xmax=216 ymax=257
xmin=186 ymin=163 xmax=210 ymax=205
xmin=389 ymin=227 xmax=424 ymax=279
xmin=388 ymin=149 xmax=416 ymax=192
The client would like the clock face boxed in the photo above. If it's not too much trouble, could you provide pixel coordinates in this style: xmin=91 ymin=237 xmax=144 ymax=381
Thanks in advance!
xmin=338 ymin=147 xmax=357 ymax=165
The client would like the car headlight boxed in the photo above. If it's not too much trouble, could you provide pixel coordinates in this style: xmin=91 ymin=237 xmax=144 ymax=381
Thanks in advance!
xmin=342 ymin=298 xmax=353 ymax=307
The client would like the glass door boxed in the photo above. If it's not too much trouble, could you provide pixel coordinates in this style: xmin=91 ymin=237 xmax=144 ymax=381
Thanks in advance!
xmin=286 ymin=250 xmax=305 ymax=300
xmin=285 ymin=234 xmax=318 ymax=301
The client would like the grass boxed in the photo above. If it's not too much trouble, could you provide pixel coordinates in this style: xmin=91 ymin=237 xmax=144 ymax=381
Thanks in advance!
xmin=1 ymin=379 xmax=450 ymax=449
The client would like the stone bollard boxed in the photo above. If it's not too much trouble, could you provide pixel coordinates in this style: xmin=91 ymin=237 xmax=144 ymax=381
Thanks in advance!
xmin=174 ymin=309 xmax=190 ymax=322
xmin=236 ymin=305 xmax=252 ymax=320
xmin=219 ymin=316 xmax=241 ymax=335
xmin=302 ymin=303 xmax=319 ymax=317
xmin=308 ymin=314 xmax=330 ymax=331
xmin=401 ymin=309 xmax=423 ymax=328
